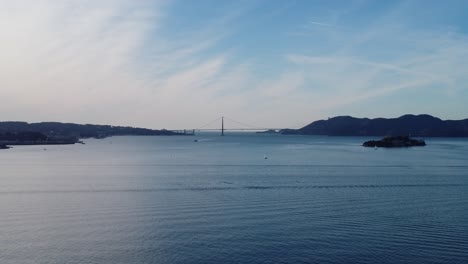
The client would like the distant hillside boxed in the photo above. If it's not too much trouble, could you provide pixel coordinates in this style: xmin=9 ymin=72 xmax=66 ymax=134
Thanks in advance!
xmin=0 ymin=121 xmax=180 ymax=138
xmin=282 ymin=115 xmax=468 ymax=137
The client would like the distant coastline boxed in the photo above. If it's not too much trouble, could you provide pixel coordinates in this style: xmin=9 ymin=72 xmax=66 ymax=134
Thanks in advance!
xmin=0 ymin=144 xmax=10 ymax=149
xmin=0 ymin=122 xmax=190 ymax=149
xmin=2 ymin=114 xmax=468 ymax=150
xmin=281 ymin=114 xmax=468 ymax=137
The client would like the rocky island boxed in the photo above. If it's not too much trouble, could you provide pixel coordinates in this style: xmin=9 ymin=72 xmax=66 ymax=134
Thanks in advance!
xmin=363 ymin=136 xmax=426 ymax=148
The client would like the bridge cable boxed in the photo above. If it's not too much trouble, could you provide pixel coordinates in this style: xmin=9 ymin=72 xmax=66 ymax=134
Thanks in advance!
xmin=195 ymin=117 xmax=222 ymax=130
xmin=223 ymin=116 xmax=266 ymax=130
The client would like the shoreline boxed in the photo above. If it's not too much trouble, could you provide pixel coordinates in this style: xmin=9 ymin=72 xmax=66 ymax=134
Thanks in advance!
xmin=0 ymin=140 xmax=78 ymax=150
xmin=0 ymin=144 xmax=10 ymax=150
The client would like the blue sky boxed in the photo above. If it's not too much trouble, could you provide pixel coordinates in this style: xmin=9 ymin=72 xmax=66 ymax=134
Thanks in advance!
xmin=1 ymin=0 xmax=468 ymax=129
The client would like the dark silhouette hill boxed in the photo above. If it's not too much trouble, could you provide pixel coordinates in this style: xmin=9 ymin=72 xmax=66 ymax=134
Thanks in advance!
xmin=282 ymin=115 xmax=468 ymax=137
xmin=0 ymin=121 xmax=180 ymax=139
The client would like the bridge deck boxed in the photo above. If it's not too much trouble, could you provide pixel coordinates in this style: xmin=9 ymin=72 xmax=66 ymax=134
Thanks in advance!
xmin=170 ymin=116 xmax=285 ymax=136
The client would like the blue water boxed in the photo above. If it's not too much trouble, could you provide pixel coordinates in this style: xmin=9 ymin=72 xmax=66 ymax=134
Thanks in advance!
xmin=1 ymin=133 xmax=467 ymax=263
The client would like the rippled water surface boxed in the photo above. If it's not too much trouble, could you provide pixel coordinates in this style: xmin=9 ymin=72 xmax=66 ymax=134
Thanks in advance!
xmin=1 ymin=133 xmax=467 ymax=263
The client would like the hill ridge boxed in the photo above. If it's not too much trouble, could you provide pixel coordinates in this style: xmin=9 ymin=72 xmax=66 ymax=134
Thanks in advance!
xmin=0 ymin=121 xmax=179 ymax=138
xmin=282 ymin=114 xmax=468 ymax=137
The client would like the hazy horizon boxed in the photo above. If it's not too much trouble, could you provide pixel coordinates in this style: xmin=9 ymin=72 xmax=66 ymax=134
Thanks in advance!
xmin=2 ymin=0 xmax=468 ymax=129
xmin=1 ymin=113 xmax=467 ymax=132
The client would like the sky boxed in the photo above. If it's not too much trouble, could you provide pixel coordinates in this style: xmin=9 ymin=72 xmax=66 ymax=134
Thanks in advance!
xmin=1 ymin=0 xmax=468 ymax=129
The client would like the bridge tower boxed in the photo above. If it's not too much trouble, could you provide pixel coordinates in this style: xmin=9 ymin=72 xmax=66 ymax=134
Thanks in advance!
xmin=221 ymin=116 xmax=224 ymax=136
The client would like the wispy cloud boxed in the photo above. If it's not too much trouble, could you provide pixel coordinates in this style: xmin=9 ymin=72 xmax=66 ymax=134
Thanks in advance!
xmin=1 ymin=0 xmax=467 ymax=128
xmin=308 ymin=21 xmax=334 ymax=27
xmin=0 ymin=0 xmax=246 ymax=128
xmin=284 ymin=28 xmax=468 ymax=118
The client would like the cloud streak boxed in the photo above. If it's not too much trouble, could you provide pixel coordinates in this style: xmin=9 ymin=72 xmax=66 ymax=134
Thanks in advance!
xmin=0 ymin=0 xmax=236 ymax=128
xmin=308 ymin=21 xmax=334 ymax=27
xmin=1 ymin=0 xmax=468 ymax=128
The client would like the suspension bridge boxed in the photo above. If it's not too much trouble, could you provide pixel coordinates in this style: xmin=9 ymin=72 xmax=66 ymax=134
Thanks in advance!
xmin=172 ymin=116 xmax=284 ymax=136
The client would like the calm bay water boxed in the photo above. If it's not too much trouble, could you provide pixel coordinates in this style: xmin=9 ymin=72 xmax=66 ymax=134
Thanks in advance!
xmin=1 ymin=133 xmax=467 ymax=263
